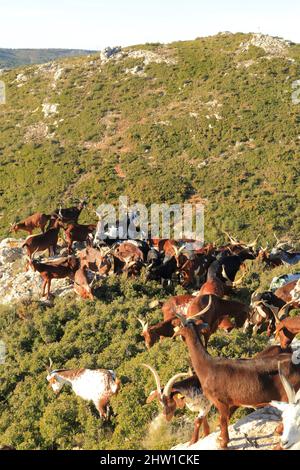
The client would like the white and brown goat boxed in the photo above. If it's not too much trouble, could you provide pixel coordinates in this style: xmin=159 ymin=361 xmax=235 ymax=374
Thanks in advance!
xmin=46 ymin=359 xmax=120 ymax=419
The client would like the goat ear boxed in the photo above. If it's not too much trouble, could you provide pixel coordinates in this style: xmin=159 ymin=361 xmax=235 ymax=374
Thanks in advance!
xmin=146 ymin=390 xmax=159 ymax=404
xmin=173 ymin=394 xmax=185 ymax=409
xmin=271 ymin=401 xmax=288 ymax=412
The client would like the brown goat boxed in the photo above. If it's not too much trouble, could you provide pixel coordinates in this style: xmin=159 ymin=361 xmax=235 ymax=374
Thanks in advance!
xmin=186 ymin=294 xmax=249 ymax=347
xmin=64 ymin=223 xmax=96 ymax=254
xmin=22 ymin=219 xmax=62 ymax=259
xmin=74 ymin=265 xmax=95 ymax=300
xmin=27 ymin=257 xmax=77 ymax=299
xmin=162 ymin=294 xmax=234 ymax=334
xmin=275 ymin=280 xmax=300 ymax=307
xmin=175 ymin=314 xmax=300 ymax=449
xmin=275 ymin=317 xmax=300 ymax=349
xmin=10 ymin=212 xmax=51 ymax=235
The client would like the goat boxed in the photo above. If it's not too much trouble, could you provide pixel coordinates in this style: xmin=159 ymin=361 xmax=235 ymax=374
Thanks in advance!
xmin=146 ymin=256 xmax=178 ymax=286
xmin=22 ymin=218 xmax=62 ymax=259
xmin=63 ymin=223 xmax=96 ymax=254
xmin=138 ymin=318 xmax=175 ymax=349
xmin=271 ymin=362 xmax=300 ymax=450
xmin=174 ymin=312 xmax=300 ymax=449
xmin=275 ymin=280 xmax=300 ymax=308
xmin=50 ymin=198 xmax=88 ymax=226
xmin=198 ymin=260 xmax=229 ymax=297
xmin=27 ymin=256 xmax=77 ymax=299
xmin=186 ymin=294 xmax=249 ymax=347
xmin=10 ymin=212 xmax=51 ymax=235
xmin=143 ymin=364 xmax=211 ymax=445
xmin=162 ymin=294 xmax=234 ymax=333
xmin=73 ymin=264 xmax=95 ymax=300
xmin=247 ymin=291 xmax=285 ymax=336
xmin=275 ymin=317 xmax=300 ymax=349
xmin=138 ymin=299 xmax=212 ymax=349
xmin=46 ymin=359 xmax=120 ymax=419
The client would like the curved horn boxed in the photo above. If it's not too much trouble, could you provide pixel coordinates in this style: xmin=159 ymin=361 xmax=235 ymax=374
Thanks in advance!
xmin=163 ymin=373 xmax=190 ymax=398
xmin=137 ymin=317 xmax=148 ymax=332
xmin=223 ymin=231 xmax=239 ymax=245
xmin=247 ymin=235 xmax=261 ymax=248
xmin=175 ymin=312 xmax=188 ymax=326
xmin=232 ymin=270 xmax=247 ymax=287
xmin=277 ymin=300 xmax=295 ymax=321
xmin=278 ymin=362 xmax=296 ymax=404
xmin=142 ymin=364 xmax=162 ymax=401
xmin=47 ymin=357 xmax=53 ymax=372
xmin=190 ymin=295 xmax=213 ymax=319
xmin=254 ymin=303 xmax=268 ymax=319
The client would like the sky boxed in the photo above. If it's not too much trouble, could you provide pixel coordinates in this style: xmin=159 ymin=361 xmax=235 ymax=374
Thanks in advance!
xmin=0 ymin=0 xmax=299 ymax=50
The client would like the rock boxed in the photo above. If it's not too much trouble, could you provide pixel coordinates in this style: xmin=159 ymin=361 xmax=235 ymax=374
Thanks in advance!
xmin=239 ymin=34 xmax=292 ymax=57
xmin=42 ymin=102 xmax=59 ymax=118
xmin=172 ymin=406 xmax=282 ymax=451
xmin=100 ymin=46 xmax=122 ymax=62
xmin=0 ymin=238 xmax=75 ymax=304
xmin=100 ymin=47 xmax=177 ymax=66
xmin=0 ymin=238 xmax=23 ymax=264
xmin=24 ymin=122 xmax=51 ymax=143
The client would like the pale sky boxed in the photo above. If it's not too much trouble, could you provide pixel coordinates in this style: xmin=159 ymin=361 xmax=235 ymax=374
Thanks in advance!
xmin=0 ymin=0 xmax=299 ymax=50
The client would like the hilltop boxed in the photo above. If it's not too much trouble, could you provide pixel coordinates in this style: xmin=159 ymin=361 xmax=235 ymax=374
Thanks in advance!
xmin=0 ymin=49 xmax=96 ymax=69
xmin=0 ymin=32 xmax=299 ymax=241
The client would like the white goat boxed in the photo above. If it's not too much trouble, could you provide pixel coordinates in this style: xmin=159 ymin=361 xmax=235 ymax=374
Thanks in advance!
xmin=46 ymin=360 xmax=120 ymax=419
xmin=271 ymin=362 xmax=300 ymax=450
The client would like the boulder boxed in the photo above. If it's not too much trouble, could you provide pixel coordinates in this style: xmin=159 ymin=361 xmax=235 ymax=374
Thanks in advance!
xmin=172 ymin=406 xmax=282 ymax=451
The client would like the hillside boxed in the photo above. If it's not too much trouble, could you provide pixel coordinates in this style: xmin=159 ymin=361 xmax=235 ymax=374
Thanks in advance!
xmin=0 ymin=49 xmax=96 ymax=69
xmin=0 ymin=33 xmax=300 ymax=450
xmin=0 ymin=33 xmax=299 ymax=242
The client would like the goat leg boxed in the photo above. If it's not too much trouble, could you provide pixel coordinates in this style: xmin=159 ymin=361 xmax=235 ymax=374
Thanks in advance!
xmin=189 ymin=417 xmax=203 ymax=445
xmin=217 ymin=403 xmax=230 ymax=449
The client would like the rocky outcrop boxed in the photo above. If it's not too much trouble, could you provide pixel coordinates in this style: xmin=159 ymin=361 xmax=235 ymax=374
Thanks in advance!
xmin=239 ymin=34 xmax=293 ymax=57
xmin=0 ymin=238 xmax=73 ymax=304
xmin=100 ymin=46 xmax=177 ymax=66
xmin=172 ymin=406 xmax=282 ymax=451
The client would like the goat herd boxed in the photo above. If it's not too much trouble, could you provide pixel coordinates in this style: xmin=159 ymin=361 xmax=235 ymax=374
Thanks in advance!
xmin=8 ymin=199 xmax=300 ymax=450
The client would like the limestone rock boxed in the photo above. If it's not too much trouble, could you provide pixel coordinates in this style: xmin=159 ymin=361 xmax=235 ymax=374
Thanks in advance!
xmin=172 ymin=406 xmax=282 ymax=451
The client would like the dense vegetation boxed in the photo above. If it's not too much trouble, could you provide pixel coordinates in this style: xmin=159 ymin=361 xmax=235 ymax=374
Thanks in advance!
xmin=0 ymin=49 xmax=96 ymax=69
xmin=1 ymin=259 xmax=300 ymax=450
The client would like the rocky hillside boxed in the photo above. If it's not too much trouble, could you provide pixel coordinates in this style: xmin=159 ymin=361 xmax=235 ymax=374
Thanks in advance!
xmin=0 ymin=49 xmax=96 ymax=69
xmin=0 ymin=33 xmax=299 ymax=242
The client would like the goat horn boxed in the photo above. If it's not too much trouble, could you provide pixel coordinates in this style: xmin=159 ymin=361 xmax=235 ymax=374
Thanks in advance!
xmin=142 ymin=364 xmax=162 ymax=401
xmin=189 ymin=296 xmax=212 ymax=320
xmin=278 ymin=361 xmax=296 ymax=404
xmin=223 ymin=231 xmax=239 ymax=245
xmin=247 ymin=235 xmax=261 ymax=248
xmin=277 ymin=300 xmax=295 ymax=321
xmin=163 ymin=373 xmax=190 ymax=398
xmin=137 ymin=317 xmax=148 ymax=332
xmin=254 ymin=303 xmax=268 ymax=319
xmin=47 ymin=357 xmax=53 ymax=372
xmin=232 ymin=270 xmax=247 ymax=287
xmin=175 ymin=312 xmax=188 ymax=326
